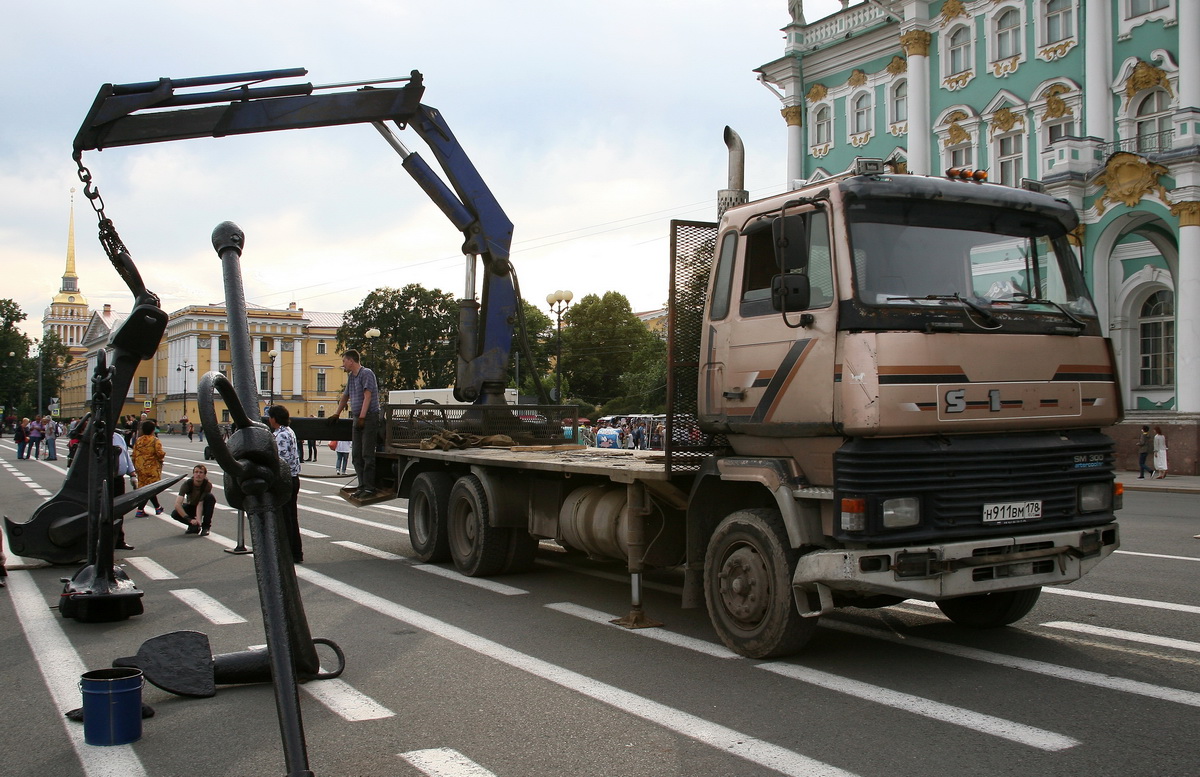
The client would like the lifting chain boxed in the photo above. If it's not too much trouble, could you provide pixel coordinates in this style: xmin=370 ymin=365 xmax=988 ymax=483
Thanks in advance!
xmin=73 ymin=154 xmax=129 ymax=263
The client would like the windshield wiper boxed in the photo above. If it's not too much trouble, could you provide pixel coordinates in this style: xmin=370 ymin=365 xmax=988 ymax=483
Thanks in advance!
xmin=1006 ymin=294 xmax=1087 ymax=329
xmin=885 ymin=294 xmax=1001 ymax=329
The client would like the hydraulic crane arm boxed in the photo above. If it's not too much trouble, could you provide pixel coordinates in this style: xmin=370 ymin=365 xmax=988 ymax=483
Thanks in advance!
xmin=73 ymin=67 xmax=517 ymax=404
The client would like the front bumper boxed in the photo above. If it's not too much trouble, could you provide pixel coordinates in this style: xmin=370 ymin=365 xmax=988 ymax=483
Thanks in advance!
xmin=792 ymin=523 xmax=1119 ymax=608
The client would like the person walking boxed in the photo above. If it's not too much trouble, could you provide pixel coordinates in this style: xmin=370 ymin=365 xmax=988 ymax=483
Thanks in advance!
xmin=304 ymin=436 xmax=318 ymax=463
xmin=330 ymin=349 xmax=381 ymax=499
xmin=268 ymin=405 xmax=304 ymax=563
xmin=1152 ymin=426 xmax=1169 ymax=479
xmin=334 ymin=439 xmax=351 ymax=475
xmin=44 ymin=415 xmax=60 ymax=461
xmin=14 ymin=418 xmax=29 ymax=460
xmin=132 ymin=419 xmax=166 ymax=516
xmin=27 ymin=416 xmax=44 ymax=460
xmin=1136 ymin=425 xmax=1153 ymax=479
xmin=170 ymin=465 xmax=217 ymax=536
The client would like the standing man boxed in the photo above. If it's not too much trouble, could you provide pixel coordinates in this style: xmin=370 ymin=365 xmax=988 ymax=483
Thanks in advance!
xmin=330 ymin=349 xmax=380 ymax=499
xmin=1136 ymin=425 xmax=1153 ymax=479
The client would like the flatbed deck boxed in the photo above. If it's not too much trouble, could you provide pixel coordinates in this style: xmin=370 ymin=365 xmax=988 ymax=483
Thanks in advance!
xmin=381 ymin=444 xmax=673 ymax=482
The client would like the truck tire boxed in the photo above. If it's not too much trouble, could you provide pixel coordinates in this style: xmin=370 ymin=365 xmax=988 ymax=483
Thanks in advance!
xmin=704 ymin=508 xmax=817 ymax=659
xmin=408 ymin=472 xmax=453 ymax=563
xmin=936 ymin=587 xmax=1042 ymax=628
xmin=448 ymin=474 xmax=512 ymax=577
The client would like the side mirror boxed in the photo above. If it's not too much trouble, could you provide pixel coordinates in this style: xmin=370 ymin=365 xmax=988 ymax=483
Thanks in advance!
xmin=771 ymin=274 xmax=810 ymax=312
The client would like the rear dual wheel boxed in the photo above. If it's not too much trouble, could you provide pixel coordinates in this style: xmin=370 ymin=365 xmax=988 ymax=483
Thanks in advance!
xmin=448 ymin=474 xmax=513 ymax=577
xmin=408 ymin=472 xmax=453 ymax=563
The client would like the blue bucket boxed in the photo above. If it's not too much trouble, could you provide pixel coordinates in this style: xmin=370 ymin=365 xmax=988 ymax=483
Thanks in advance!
xmin=80 ymin=667 xmax=144 ymax=746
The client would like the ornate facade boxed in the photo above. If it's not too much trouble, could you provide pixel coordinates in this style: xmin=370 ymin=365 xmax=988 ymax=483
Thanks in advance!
xmin=759 ymin=0 xmax=1199 ymax=471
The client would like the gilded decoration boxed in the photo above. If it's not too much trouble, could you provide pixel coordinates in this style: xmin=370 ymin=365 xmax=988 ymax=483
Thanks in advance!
xmin=886 ymin=160 xmax=909 ymax=175
xmin=1037 ymin=39 xmax=1076 ymax=63
xmin=989 ymin=107 xmax=1025 ymax=138
xmin=781 ymin=105 xmax=803 ymax=127
xmin=1094 ymin=152 xmax=1171 ymax=216
xmin=806 ymin=83 xmax=828 ymax=103
xmin=900 ymin=30 xmax=931 ymax=57
xmin=889 ymin=122 xmax=908 ymax=137
xmin=1125 ymin=59 xmax=1173 ymax=99
xmin=1067 ymin=224 xmax=1085 ymax=248
xmin=848 ymin=69 xmax=868 ymax=88
xmin=886 ymin=56 xmax=907 ymax=75
xmin=811 ymin=143 xmax=831 ymax=159
xmin=944 ymin=121 xmax=970 ymax=147
xmin=991 ymin=56 xmax=1020 ymax=79
xmin=1042 ymin=85 xmax=1074 ymax=120
xmin=851 ymin=132 xmax=872 ymax=148
xmin=1170 ymin=201 xmax=1200 ymax=228
xmin=939 ymin=0 xmax=967 ymax=26
xmin=943 ymin=71 xmax=973 ymax=91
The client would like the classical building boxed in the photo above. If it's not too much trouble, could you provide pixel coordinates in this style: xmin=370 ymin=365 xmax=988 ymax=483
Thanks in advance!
xmin=758 ymin=0 xmax=1198 ymax=471
xmin=60 ymin=302 xmax=345 ymax=426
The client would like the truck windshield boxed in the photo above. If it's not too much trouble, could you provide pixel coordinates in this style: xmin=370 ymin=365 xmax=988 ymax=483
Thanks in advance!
xmin=847 ymin=200 xmax=1096 ymax=325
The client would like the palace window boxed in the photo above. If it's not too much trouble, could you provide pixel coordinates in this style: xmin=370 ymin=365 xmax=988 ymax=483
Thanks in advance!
xmin=1045 ymin=0 xmax=1073 ymax=43
xmin=891 ymin=80 xmax=908 ymax=124
xmin=317 ymin=370 xmax=327 ymax=393
xmin=948 ymin=27 xmax=972 ymax=74
xmin=1130 ymin=0 xmax=1168 ymax=16
xmin=1136 ymin=89 xmax=1173 ymax=152
xmin=996 ymin=133 xmax=1025 ymax=187
xmin=317 ymin=339 xmax=327 ymax=355
xmin=852 ymin=93 xmax=873 ymax=135
xmin=813 ymin=105 xmax=833 ymax=145
xmin=995 ymin=9 xmax=1022 ymax=60
xmin=1139 ymin=290 xmax=1174 ymax=388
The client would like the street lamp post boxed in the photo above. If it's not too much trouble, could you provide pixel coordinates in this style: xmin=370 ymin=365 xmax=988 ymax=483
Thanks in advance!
xmin=268 ymin=348 xmax=279 ymax=409
xmin=364 ymin=328 xmax=380 ymax=367
xmin=177 ymin=360 xmax=195 ymax=424
xmin=546 ymin=289 xmax=573 ymax=404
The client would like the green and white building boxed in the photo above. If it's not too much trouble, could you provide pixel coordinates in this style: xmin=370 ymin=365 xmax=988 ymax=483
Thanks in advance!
xmin=758 ymin=0 xmax=1198 ymax=471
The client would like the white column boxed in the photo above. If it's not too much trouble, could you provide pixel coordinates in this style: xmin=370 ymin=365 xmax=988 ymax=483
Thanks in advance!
xmin=252 ymin=337 xmax=262 ymax=398
xmin=1179 ymin=1 xmax=1200 ymax=110
xmin=1084 ymin=2 xmax=1112 ymax=142
xmin=1175 ymin=208 xmax=1200 ymax=412
xmin=292 ymin=339 xmax=303 ymax=401
xmin=785 ymin=107 xmax=804 ymax=186
xmin=900 ymin=29 xmax=932 ymax=175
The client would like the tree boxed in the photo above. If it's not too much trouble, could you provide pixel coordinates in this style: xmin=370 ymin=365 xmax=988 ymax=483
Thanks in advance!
xmin=509 ymin=300 xmax=554 ymax=401
xmin=338 ymin=284 xmax=458 ymax=394
xmin=0 ymin=299 xmax=31 ymax=420
xmin=34 ymin=331 xmax=72 ymax=415
xmin=560 ymin=291 xmax=661 ymax=407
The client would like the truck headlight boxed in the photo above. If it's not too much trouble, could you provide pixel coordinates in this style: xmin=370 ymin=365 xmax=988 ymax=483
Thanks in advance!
xmin=1079 ymin=482 xmax=1111 ymax=512
xmin=882 ymin=497 xmax=920 ymax=528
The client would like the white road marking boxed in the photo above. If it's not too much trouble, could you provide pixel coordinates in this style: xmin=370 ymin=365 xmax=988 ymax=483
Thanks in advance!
xmin=1040 ymin=622 xmax=1200 ymax=654
xmin=170 ymin=588 xmax=248 ymax=625
xmin=300 ymin=503 xmax=408 ymax=534
xmin=332 ymin=540 xmax=528 ymax=595
xmin=124 ymin=556 xmax=179 ymax=580
xmin=296 ymin=565 xmax=861 ymax=777
xmin=8 ymin=571 xmax=150 ymax=777
xmin=400 ymin=748 xmax=497 ymax=777
xmin=299 ymin=527 xmax=330 ymax=539
xmin=823 ymin=619 xmax=1200 ymax=708
xmin=546 ymin=602 xmax=741 ymax=659
xmin=333 ymin=540 xmax=404 ymax=561
xmin=535 ymin=558 xmax=683 ymax=595
xmin=301 ymin=676 xmax=395 ymax=721
xmin=372 ymin=503 xmax=408 ymax=514
xmin=1114 ymin=550 xmax=1200 ymax=563
xmin=758 ymin=662 xmax=1078 ymax=751
xmin=1041 ymin=586 xmax=1200 ymax=615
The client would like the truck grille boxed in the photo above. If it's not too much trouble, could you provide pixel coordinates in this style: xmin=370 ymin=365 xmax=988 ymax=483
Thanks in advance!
xmin=834 ymin=430 xmax=1116 ymax=545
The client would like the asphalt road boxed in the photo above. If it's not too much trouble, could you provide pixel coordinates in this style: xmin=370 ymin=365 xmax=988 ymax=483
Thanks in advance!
xmin=2 ymin=433 xmax=1198 ymax=777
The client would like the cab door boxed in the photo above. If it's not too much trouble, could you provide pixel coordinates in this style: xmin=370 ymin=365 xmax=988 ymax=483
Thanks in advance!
xmin=711 ymin=208 xmax=838 ymax=440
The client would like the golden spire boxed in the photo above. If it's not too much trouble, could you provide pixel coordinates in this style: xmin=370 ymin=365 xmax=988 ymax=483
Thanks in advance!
xmin=52 ymin=189 xmax=87 ymax=306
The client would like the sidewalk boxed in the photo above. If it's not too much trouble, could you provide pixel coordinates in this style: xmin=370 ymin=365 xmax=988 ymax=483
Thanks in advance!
xmin=1116 ymin=471 xmax=1200 ymax=494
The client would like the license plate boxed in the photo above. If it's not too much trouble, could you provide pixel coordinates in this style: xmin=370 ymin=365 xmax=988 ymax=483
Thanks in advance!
xmin=982 ymin=500 xmax=1042 ymax=523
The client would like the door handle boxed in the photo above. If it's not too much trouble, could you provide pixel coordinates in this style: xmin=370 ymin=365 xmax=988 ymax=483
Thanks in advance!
xmin=722 ymin=389 xmax=745 ymax=401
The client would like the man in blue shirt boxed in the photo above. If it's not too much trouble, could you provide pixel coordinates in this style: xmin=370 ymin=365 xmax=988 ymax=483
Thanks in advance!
xmin=331 ymin=349 xmax=381 ymax=498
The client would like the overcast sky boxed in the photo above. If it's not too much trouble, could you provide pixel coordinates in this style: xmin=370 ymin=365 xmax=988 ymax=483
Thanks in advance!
xmin=2 ymin=0 xmax=846 ymax=342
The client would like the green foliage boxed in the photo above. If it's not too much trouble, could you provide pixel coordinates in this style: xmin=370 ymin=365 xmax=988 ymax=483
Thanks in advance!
xmin=0 ymin=300 xmax=72 ymax=418
xmin=559 ymin=291 xmax=662 ymax=407
xmin=510 ymin=299 xmax=554 ymax=401
xmin=337 ymin=284 xmax=458 ymax=394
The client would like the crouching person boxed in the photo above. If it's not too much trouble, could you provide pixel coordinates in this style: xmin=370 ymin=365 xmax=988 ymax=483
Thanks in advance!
xmin=172 ymin=464 xmax=217 ymax=536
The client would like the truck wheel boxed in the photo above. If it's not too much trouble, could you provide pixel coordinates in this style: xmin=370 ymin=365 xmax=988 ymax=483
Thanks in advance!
xmin=704 ymin=509 xmax=816 ymax=659
xmin=408 ymin=472 xmax=453 ymax=563
xmin=936 ymin=587 xmax=1042 ymax=628
xmin=448 ymin=474 xmax=512 ymax=577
